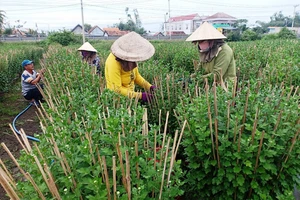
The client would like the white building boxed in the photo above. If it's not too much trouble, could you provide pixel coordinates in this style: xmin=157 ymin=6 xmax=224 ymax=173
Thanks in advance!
xmin=165 ymin=14 xmax=208 ymax=35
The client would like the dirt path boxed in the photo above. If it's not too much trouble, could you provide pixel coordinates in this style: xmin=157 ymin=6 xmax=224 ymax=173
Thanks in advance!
xmin=0 ymin=84 xmax=42 ymax=200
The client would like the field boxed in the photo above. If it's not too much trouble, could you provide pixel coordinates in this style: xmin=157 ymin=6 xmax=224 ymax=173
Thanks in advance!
xmin=0 ymin=39 xmax=299 ymax=199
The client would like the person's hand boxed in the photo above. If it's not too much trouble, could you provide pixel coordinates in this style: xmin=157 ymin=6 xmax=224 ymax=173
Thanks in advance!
xmin=150 ymin=85 xmax=157 ymax=92
xmin=40 ymin=68 xmax=46 ymax=74
xmin=141 ymin=92 xmax=154 ymax=103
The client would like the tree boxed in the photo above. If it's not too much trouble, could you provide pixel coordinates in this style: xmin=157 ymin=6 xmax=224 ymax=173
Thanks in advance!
xmin=84 ymin=23 xmax=92 ymax=32
xmin=241 ymin=29 xmax=259 ymax=41
xmin=233 ymin=19 xmax=248 ymax=33
xmin=0 ymin=10 xmax=6 ymax=33
xmin=269 ymin=11 xmax=292 ymax=27
xmin=252 ymin=21 xmax=269 ymax=35
xmin=114 ymin=7 xmax=146 ymax=35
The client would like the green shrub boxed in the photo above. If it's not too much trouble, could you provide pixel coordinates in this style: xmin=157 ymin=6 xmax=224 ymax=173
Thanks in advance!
xmin=47 ymin=30 xmax=81 ymax=46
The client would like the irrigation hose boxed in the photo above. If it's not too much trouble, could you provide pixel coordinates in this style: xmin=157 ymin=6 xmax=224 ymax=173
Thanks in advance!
xmin=12 ymin=103 xmax=40 ymax=142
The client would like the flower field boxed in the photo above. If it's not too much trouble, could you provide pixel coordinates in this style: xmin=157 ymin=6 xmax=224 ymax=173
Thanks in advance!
xmin=0 ymin=39 xmax=299 ymax=199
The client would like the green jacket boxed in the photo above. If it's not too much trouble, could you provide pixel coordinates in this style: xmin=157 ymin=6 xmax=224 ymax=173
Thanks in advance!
xmin=199 ymin=43 xmax=236 ymax=82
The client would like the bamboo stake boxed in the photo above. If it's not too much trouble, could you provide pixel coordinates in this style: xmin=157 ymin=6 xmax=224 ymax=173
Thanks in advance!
xmin=174 ymin=120 xmax=187 ymax=159
xmin=0 ymin=168 xmax=20 ymax=200
xmin=160 ymin=111 xmax=169 ymax=166
xmin=159 ymin=137 xmax=171 ymax=200
xmin=96 ymin=146 xmax=105 ymax=181
xmin=26 ymin=172 xmax=46 ymax=200
xmin=0 ymin=159 xmax=16 ymax=187
xmin=205 ymin=80 xmax=216 ymax=160
xmin=43 ymin=163 xmax=61 ymax=199
xmin=113 ymin=156 xmax=117 ymax=200
xmin=277 ymin=125 xmax=300 ymax=178
xmin=293 ymin=86 xmax=298 ymax=97
xmin=19 ymin=129 xmax=33 ymax=153
xmin=272 ymin=110 xmax=283 ymax=138
xmin=233 ymin=117 xmax=239 ymax=143
xmin=102 ymin=156 xmax=111 ymax=200
xmin=33 ymin=155 xmax=60 ymax=199
xmin=116 ymin=144 xmax=127 ymax=189
xmin=9 ymin=124 xmax=28 ymax=154
xmin=1 ymin=143 xmax=45 ymax=199
xmin=254 ymin=131 xmax=265 ymax=174
xmin=125 ymin=151 xmax=131 ymax=200
xmin=85 ymin=130 xmax=96 ymax=165
xmin=61 ymin=152 xmax=77 ymax=190
xmin=251 ymin=107 xmax=260 ymax=144
xmin=240 ymin=82 xmax=250 ymax=135
xmin=33 ymin=142 xmax=46 ymax=166
xmin=213 ymin=81 xmax=220 ymax=168
xmin=287 ymin=85 xmax=294 ymax=100
xmin=226 ymin=100 xmax=231 ymax=138
xmin=167 ymin=130 xmax=178 ymax=186
xmin=135 ymin=141 xmax=140 ymax=180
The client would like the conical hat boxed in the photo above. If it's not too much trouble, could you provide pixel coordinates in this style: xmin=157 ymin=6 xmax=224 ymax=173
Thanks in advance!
xmin=186 ymin=21 xmax=226 ymax=42
xmin=78 ymin=42 xmax=97 ymax=52
xmin=111 ymin=32 xmax=155 ymax=62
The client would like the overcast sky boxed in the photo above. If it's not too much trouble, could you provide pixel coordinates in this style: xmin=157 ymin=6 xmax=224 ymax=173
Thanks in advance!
xmin=1 ymin=0 xmax=299 ymax=32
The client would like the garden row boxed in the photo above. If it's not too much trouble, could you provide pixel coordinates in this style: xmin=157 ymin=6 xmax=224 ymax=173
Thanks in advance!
xmin=0 ymin=39 xmax=299 ymax=199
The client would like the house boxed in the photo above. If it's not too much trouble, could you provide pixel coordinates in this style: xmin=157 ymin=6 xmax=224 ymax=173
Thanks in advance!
xmin=268 ymin=26 xmax=300 ymax=36
xmin=203 ymin=12 xmax=237 ymax=27
xmin=146 ymin=32 xmax=164 ymax=37
xmin=12 ymin=29 xmax=26 ymax=37
xmin=165 ymin=13 xmax=208 ymax=35
xmin=88 ymin=26 xmax=105 ymax=36
xmin=102 ymin=28 xmax=129 ymax=36
xmin=71 ymin=24 xmax=88 ymax=35
xmin=165 ymin=31 xmax=186 ymax=36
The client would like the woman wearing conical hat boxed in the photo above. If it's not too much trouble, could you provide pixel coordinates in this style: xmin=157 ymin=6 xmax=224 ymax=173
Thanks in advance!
xmin=105 ymin=32 xmax=156 ymax=102
xmin=186 ymin=22 xmax=236 ymax=83
xmin=78 ymin=42 xmax=101 ymax=74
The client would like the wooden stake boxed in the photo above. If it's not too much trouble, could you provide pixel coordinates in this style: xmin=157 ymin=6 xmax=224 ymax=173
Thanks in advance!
xmin=113 ymin=156 xmax=117 ymax=200
xmin=159 ymin=137 xmax=171 ymax=200
xmin=125 ymin=151 xmax=131 ymax=200
xmin=205 ymin=81 xmax=216 ymax=160
xmin=102 ymin=156 xmax=111 ymax=200
xmin=254 ymin=131 xmax=265 ymax=174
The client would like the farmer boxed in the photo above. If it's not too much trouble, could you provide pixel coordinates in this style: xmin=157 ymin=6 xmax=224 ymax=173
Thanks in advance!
xmin=105 ymin=31 xmax=156 ymax=102
xmin=78 ymin=42 xmax=101 ymax=74
xmin=21 ymin=59 xmax=45 ymax=104
xmin=186 ymin=21 xmax=236 ymax=84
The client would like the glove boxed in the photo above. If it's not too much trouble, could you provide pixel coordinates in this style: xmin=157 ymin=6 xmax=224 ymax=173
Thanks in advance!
xmin=150 ymin=85 xmax=157 ymax=92
xmin=141 ymin=92 xmax=153 ymax=102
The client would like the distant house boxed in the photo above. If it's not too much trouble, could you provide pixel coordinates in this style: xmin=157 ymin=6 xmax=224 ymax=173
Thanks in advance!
xmin=268 ymin=26 xmax=300 ymax=36
xmin=71 ymin=24 xmax=88 ymax=35
xmin=165 ymin=13 xmax=208 ymax=35
xmin=147 ymin=32 xmax=164 ymax=37
xmin=165 ymin=31 xmax=187 ymax=36
xmin=88 ymin=26 xmax=105 ymax=36
xmin=102 ymin=28 xmax=129 ymax=36
xmin=203 ymin=12 xmax=237 ymax=27
xmin=12 ymin=29 xmax=26 ymax=37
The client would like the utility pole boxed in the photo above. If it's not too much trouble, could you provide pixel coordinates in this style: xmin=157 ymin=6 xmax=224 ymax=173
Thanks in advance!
xmin=292 ymin=4 xmax=299 ymax=27
xmin=168 ymin=0 xmax=171 ymax=39
xmin=80 ymin=0 xmax=85 ymax=43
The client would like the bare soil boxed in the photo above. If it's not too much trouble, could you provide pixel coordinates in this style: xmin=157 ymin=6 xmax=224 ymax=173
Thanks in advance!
xmin=0 ymin=85 xmax=41 ymax=200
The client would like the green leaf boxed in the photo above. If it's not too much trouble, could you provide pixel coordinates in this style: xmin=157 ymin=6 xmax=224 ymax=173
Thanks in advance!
xmin=237 ymin=175 xmax=245 ymax=186
xmin=234 ymin=166 xmax=241 ymax=173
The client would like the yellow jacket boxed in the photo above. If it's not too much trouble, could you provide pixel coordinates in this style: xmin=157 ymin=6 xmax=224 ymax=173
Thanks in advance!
xmin=105 ymin=53 xmax=152 ymax=99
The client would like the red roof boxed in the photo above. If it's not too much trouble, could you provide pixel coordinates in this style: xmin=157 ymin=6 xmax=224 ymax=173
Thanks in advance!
xmin=169 ymin=14 xmax=199 ymax=22
xmin=102 ymin=28 xmax=129 ymax=36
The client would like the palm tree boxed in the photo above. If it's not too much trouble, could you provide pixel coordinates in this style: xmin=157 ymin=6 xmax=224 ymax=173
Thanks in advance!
xmin=0 ymin=10 xmax=6 ymax=31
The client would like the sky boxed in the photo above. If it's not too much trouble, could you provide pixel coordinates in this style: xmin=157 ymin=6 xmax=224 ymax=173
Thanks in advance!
xmin=1 ymin=0 xmax=299 ymax=33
